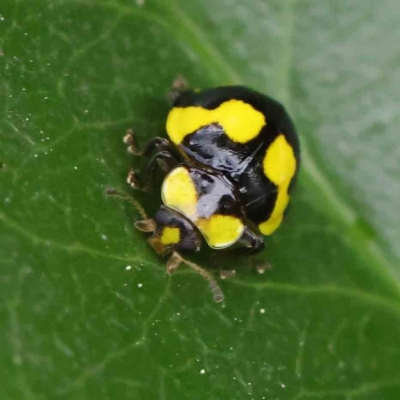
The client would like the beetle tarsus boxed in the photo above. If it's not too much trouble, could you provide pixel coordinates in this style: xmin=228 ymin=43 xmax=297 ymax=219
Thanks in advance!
xmin=124 ymin=128 xmax=143 ymax=156
xmin=220 ymin=269 xmax=236 ymax=280
xmin=127 ymin=169 xmax=148 ymax=191
xmin=167 ymin=75 xmax=189 ymax=104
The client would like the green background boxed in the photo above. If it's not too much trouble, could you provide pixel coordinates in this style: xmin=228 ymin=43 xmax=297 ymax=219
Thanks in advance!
xmin=1 ymin=0 xmax=400 ymax=399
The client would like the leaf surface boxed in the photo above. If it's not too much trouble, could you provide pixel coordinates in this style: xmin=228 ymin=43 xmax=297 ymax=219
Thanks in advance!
xmin=1 ymin=0 xmax=400 ymax=399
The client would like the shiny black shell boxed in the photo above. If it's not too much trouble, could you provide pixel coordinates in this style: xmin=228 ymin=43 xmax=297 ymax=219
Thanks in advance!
xmin=170 ymin=85 xmax=300 ymax=228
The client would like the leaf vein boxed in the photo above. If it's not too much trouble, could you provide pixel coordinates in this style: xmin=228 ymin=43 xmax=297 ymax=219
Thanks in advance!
xmin=0 ymin=211 xmax=158 ymax=267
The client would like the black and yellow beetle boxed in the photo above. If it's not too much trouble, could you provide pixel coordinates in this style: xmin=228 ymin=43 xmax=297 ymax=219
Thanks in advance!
xmin=112 ymin=81 xmax=300 ymax=302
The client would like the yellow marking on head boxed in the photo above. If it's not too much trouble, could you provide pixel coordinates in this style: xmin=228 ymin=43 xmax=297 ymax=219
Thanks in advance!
xmin=197 ymin=214 xmax=244 ymax=249
xmin=259 ymin=135 xmax=297 ymax=235
xmin=166 ymin=100 xmax=266 ymax=144
xmin=160 ymin=226 xmax=180 ymax=246
xmin=161 ymin=166 xmax=197 ymax=218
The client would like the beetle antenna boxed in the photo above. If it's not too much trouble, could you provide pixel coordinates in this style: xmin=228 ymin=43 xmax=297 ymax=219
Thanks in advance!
xmin=173 ymin=252 xmax=225 ymax=303
xmin=106 ymin=187 xmax=148 ymax=220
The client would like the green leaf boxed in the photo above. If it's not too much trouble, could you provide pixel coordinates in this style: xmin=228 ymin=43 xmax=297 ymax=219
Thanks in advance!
xmin=1 ymin=0 xmax=400 ymax=399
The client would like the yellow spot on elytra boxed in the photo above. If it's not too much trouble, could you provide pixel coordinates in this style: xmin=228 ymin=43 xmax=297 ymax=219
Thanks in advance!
xmin=160 ymin=227 xmax=180 ymax=246
xmin=166 ymin=100 xmax=266 ymax=144
xmin=197 ymin=214 xmax=244 ymax=249
xmin=259 ymin=135 xmax=297 ymax=235
xmin=162 ymin=167 xmax=244 ymax=248
xmin=162 ymin=166 xmax=197 ymax=218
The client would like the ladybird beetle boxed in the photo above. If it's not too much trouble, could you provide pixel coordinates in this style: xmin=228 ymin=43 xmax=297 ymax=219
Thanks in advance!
xmin=111 ymin=80 xmax=300 ymax=302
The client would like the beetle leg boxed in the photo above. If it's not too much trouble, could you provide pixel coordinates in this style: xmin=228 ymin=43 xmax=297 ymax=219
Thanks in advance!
xmin=123 ymin=128 xmax=142 ymax=155
xmin=166 ymin=251 xmax=182 ymax=274
xmin=219 ymin=269 xmax=236 ymax=279
xmin=253 ymin=261 xmax=272 ymax=274
xmin=141 ymin=150 xmax=178 ymax=191
xmin=141 ymin=137 xmax=176 ymax=157
xmin=126 ymin=169 xmax=142 ymax=190
xmin=126 ymin=150 xmax=178 ymax=192
xmin=124 ymin=128 xmax=176 ymax=157
xmin=167 ymin=75 xmax=189 ymax=104
xmin=238 ymin=227 xmax=265 ymax=255
xmin=236 ymin=227 xmax=273 ymax=273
